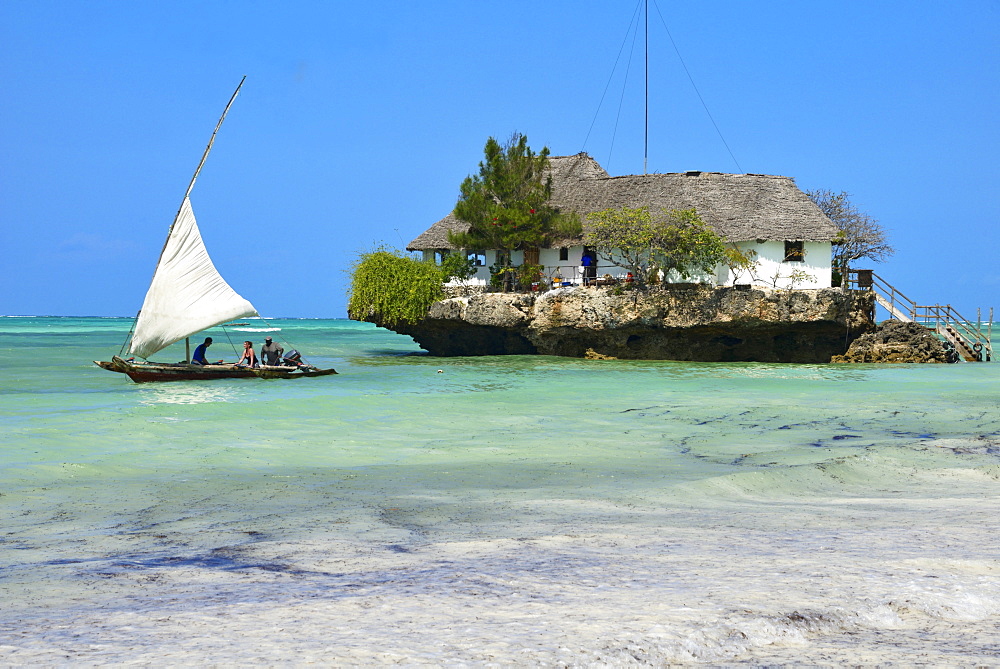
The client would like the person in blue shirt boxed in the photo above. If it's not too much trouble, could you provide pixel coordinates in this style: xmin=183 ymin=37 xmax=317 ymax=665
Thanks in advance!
xmin=580 ymin=251 xmax=596 ymax=286
xmin=191 ymin=337 xmax=213 ymax=365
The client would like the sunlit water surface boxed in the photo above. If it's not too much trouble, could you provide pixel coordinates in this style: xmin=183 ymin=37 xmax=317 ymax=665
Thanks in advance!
xmin=2 ymin=317 xmax=999 ymax=664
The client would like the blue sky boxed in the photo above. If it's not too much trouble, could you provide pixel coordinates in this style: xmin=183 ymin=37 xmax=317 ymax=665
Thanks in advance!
xmin=2 ymin=1 xmax=998 ymax=319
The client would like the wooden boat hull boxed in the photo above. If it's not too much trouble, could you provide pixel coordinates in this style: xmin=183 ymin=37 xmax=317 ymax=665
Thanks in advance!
xmin=94 ymin=356 xmax=337 ymax=383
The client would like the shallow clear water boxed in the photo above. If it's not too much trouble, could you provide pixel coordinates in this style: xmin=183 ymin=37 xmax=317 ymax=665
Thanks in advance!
xmin=2 ymin=317 xmax=999 ymax=664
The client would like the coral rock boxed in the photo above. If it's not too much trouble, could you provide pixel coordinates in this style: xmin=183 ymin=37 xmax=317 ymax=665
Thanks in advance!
xmin=376 ymin=286 xmax=876 ymax=363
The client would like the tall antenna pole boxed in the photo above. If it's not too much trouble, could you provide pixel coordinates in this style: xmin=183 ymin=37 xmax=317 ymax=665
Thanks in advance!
xmin=644 ymin=0 xmax=648 ymax=175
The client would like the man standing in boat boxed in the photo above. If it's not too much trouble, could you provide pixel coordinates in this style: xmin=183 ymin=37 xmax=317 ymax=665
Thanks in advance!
xmin=260 ymin=336 xmax=283 ymax=366
xmin=191 ymin=337 xmax=212 ymax=365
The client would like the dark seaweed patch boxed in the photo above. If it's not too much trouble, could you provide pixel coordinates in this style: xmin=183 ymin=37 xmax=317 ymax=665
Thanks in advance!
xmin=889 ymin=431 xmax=937 ymax=439
xmin=112 ymin=552 xmax=346 ymax=578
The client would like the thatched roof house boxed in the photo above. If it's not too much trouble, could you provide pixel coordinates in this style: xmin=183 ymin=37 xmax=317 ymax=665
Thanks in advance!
xmin=407 ymin=152 xmax=837 ymax=251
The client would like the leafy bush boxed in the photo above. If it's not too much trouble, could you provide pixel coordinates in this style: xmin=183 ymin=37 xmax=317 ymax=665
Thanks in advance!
xmin=723 ymin=246 xmax=758 ymax=284
xmin=347 ymin=247 xmax=446 ymax=326
xmin=515 ymin=263 xmax=544 ymax=291
xmin=439 ymin=252 xmax=477 ymax=282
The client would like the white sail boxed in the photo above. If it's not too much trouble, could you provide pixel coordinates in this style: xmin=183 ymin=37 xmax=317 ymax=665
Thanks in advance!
xmin=129 ymin=196 xmax=258 ymax=359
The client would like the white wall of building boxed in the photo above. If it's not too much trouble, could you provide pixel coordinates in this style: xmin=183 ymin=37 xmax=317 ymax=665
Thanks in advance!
xmin=456 ymin=248 xmax=585 ymax=285
xmin=717 ymin=241 xmax=831 ymax=289
xmin=429 ymin=240 xmax=832 ymax=289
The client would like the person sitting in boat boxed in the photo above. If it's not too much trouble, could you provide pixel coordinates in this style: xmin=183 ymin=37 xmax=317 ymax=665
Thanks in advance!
xmin=259 ymin=336 xmax=283 ymax=366
xmin=191 ymin=337 xmax=213 ymax=365
xmin=237 ymin=340 xmax=258 ymax=367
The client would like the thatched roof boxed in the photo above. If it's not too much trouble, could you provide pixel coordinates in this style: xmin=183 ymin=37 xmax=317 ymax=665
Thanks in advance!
xmin=407 ymin=152 xmax=837 ymax=250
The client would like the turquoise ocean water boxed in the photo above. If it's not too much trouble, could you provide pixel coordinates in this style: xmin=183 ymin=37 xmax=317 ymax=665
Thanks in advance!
xmin=2 ymin=316 xmax=999 ymax=664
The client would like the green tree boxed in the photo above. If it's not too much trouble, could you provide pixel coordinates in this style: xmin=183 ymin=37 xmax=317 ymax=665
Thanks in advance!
xmin=585 ymin=207 xmax=730 ymax=286
xmin=447 ymin=133 xmax=580 ymax=290
xmin=807 ymin=189 xmax=894 ymax=281
xmin=584 ymin=206 xmax=657 ymax=284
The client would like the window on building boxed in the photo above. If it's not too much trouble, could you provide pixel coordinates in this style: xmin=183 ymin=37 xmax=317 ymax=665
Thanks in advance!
xmin=467 ymin=251 xmax=486 ymax=267
xmin=524 ymin=247 xmax=540 ymax=266
xmin=559 ymin=247 xmax=569 ymax=261
xmin=434 ymin=249 xmax=450 ymax=265
xmin=783 ymin=241 xmax=804 ymax=262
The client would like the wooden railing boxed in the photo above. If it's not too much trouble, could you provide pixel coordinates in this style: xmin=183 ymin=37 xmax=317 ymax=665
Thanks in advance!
xmin=845 ymin=269 xmax=993 ymax=362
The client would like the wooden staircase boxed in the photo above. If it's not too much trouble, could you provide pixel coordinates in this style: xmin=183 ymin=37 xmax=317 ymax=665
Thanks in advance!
xmin=846 ymin=270 xmax=993 ymax=362
xmin=937 ymin=322 xmax=979 ymax=362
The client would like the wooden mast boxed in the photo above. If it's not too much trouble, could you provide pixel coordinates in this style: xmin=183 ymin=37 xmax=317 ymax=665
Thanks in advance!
xmin=181 ymin=76 xmax=246 ymax=205
xmin=153 ymin=76 xmax=246 ymax=279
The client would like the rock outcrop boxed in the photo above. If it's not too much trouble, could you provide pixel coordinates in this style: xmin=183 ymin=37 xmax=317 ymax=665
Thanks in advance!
xmin=831 ymin=320 xmax=955 ymax=363
xmin=374 ymin=285 xmax=876 ymax=363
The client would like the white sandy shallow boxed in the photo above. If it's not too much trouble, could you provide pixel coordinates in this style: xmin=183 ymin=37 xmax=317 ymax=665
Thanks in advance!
xmin=4 ymin=441 xmax=1000 ymax=665
xmin=3 ymin=318 xmax=1000 ymax=664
